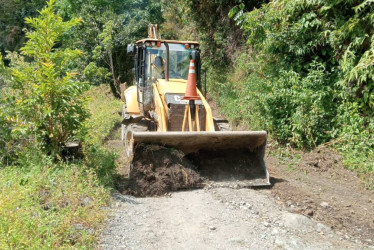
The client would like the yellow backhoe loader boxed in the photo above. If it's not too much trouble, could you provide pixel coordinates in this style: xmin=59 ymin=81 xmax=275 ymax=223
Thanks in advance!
xmin=121 ymin=24 xmax=270 ymax=186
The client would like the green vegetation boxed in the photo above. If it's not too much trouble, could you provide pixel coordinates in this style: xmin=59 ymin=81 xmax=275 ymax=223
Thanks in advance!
xmin=0 ymin=154 xmax=109 ymax=248
xmin=160 ymin=0 xmax=373 ymax=187
xmin=0 ymin=0 xmax=373 ymax=247
xmin=0 ymin=0 xmax=46 ymax=54
xmin=228 ymin=0 xmax=374 ymax=186
xmin=0 ymin=80 xmax=119 ymax=248
xmin=0 ymin=1 xmax=121 ymax=247
xmin=57 ymin=0 xmax=163 ymax=96
xmin=0 ymin=85 xmax=118 ymax=248
xmin=2 ymin=0 xmax=88 ymax=158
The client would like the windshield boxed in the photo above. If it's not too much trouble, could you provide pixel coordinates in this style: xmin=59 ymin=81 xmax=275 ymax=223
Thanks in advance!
xmin=145 ymin=43 xmax=195 ymax=80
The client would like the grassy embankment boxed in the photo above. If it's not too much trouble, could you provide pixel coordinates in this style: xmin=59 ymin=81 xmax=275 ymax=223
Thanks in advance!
xmin=0 ymin=85 xmax=122 ymax=248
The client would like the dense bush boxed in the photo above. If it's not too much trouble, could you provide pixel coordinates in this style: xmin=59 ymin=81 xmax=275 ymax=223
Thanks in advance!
xmin=224 ymin=0 xmax=374 ymax=181
xmin=0 ymin=0 xmax=46 ymax=55
xmin=57 ymin=0 xmax=163 ymax=96
xmin=0 ymin=0 xmax=88 ymax=160
xmin=160 ymin=0 xmax=263 ymax=68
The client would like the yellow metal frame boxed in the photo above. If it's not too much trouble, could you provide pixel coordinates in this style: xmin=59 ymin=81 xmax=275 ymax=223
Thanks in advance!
xmin=123 ymin=79 xmax=215 ymax=132
xmin=124 ymin=86 xmax=140 ymax=114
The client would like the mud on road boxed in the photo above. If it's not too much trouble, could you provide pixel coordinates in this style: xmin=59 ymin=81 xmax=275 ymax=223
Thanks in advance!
xmin=268 ymin=146 xmax=374 ymax=246
xmin=102 ymin=136 xmax=374 ymax=249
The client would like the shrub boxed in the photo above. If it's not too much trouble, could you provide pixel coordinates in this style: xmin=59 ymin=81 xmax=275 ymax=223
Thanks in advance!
xmin=3 ymin=0 xmax=88 ymax=159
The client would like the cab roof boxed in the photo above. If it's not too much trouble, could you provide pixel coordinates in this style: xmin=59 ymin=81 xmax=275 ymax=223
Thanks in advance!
xmin=136 ymin=38 xmax=199 ymax=45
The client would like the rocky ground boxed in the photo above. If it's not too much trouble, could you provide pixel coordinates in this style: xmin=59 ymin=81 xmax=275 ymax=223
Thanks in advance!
xmin=100 ymin=187 xmax=370 ymax=250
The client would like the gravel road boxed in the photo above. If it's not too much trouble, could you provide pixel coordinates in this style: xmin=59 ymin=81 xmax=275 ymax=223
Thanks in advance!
xmin=100 ymin=186 xmax=371 ymax=249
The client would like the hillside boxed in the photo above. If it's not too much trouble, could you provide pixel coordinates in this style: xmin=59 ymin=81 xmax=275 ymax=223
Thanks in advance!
xmin=0 ymin=0 xmax=373 ymax=248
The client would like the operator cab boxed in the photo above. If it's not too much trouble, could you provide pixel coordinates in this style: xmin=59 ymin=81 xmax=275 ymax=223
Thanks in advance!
xmin=127 ymin=39 xmax=201 ymax=113
xmin=145 ymin=42 xmax=198 ymax=80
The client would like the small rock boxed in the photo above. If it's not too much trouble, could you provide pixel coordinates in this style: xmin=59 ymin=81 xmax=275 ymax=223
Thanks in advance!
xmin=79 ymin=196 xmax=92 ymax=207
xmin=305 ymin=209 xmax=314 ymax=216
xmin=275 ymin=238 xmax=285 ymax=247
xmin=271 ymin=228 xmax=279 ymax=235
xmin=316 ymin=223 xmax=332 ymax=233
xmin=263 ymin=222 xmax=271 ymax=228
xmin=320 ymin=202 xmax=329 ymax=208
xmin=73 ymin=223 xmax=85 ymax=230
xmin=282 ymin=213 xmax=314 ymax=231
xmin=209 ymin=226 xmax=216 ymax=231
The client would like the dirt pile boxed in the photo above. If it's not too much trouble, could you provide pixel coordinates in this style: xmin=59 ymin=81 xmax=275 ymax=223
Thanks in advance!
xmin=268 ymin=147 xmax=374 ymax=243
xmin=125 ymin=144 xmax=204 ymax=197
xmin=299 ymin=147 xmax=342 ymax=172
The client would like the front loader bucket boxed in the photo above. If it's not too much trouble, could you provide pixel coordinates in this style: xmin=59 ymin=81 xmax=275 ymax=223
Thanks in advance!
xmin=125 ymin=131 xmax=270 ymax=186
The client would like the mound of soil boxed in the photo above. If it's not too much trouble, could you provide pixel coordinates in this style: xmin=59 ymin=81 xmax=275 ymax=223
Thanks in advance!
xmin=125 ymin=144 xmax=204 ymax=197
xmin=299 ymin=147 xmax=342 ymax=172
xmin=268 ymin=146 xmax=374 ymax=243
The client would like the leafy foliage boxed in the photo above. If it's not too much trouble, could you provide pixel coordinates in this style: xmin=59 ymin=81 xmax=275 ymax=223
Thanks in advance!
xmin=223 ymin=0 xmax=374 ymax=182
xmin=57 ymin=0 xmax=164 ymax=95
xmin=1 ymin=0 xmax=89 ymax=159
xmin=0 ymin=83 xmax=119 ymax=248
xmin=161 ymin=0 xmax=264 ymax=68
xmin=0 ymin=151 xmax=109 ymax=248
xmin=0 ymin=0 xmax=46 ymax=56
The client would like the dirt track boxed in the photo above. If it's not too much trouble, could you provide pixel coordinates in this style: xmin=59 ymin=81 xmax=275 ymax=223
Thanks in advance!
xmin=101 ymin=137 xmax=374 ymax=249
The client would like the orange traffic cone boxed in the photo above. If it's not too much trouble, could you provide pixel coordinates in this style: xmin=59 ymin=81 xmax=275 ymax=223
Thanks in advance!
xmin=182 ymin=60 xmax=201 ymax=100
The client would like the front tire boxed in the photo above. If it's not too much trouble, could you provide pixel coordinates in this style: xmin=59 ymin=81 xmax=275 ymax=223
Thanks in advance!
xmin=124 ymin=128 xmax=134 ymax=162
xmin=121 ymin=105 xmax=127 ymax=141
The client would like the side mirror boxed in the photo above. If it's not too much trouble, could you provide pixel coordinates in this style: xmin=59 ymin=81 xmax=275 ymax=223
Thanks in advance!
xmin=127 ymin=44 xmax=136 ymax=55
